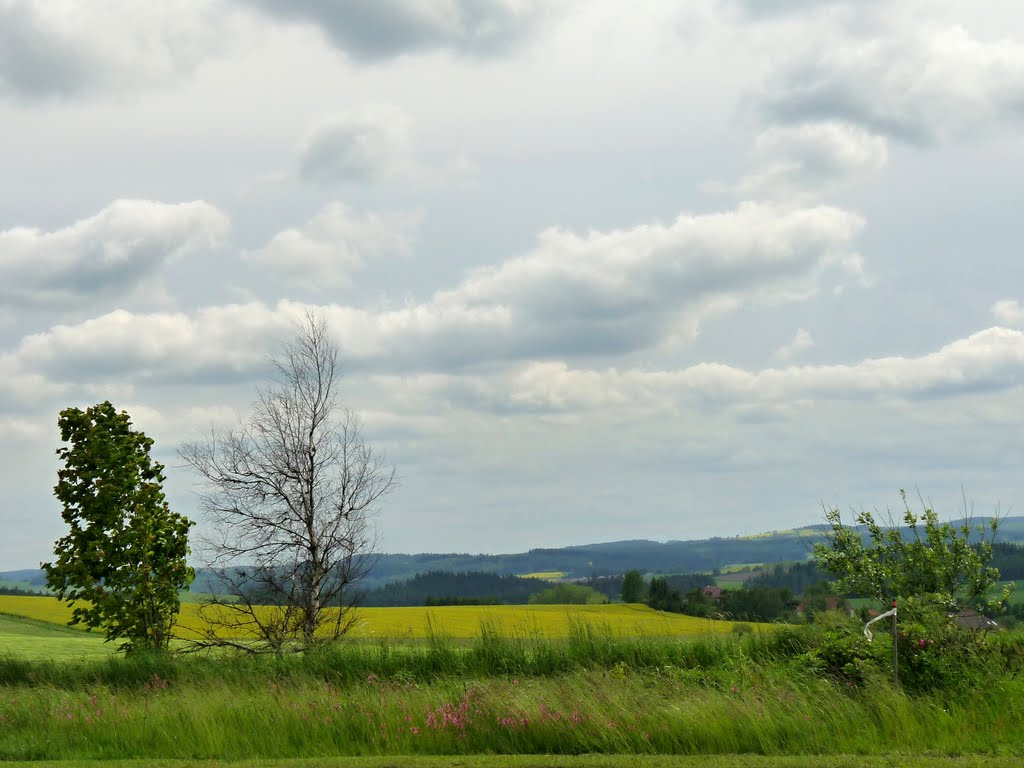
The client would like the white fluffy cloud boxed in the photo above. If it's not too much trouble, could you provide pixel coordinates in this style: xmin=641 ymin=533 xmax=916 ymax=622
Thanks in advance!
xmin=737 ymin=121 xmax=888 ymax=196
xmin=244 ymin=203 xmax=421 ymax=287
xmin=382 ymin=326 xmax=1024 ymax=415
xmin=5 ymin=201 xmax=864 ymax=386
xmin=0 ymin=199 xmax=229 ymax=308
xmin=9 ymin=303 xmax=294 ymax=384
xmin=775 ymin=328 xmax=815 ymax=359
xmin=239 ymin=0 xmax=544 ymax=60
xmin=992 ymin=300 xmax=1024 ymax=328
xmin=0 ymin=0 xmax=230 ymax=100
xmin=760 ymin=25 xmax=1024 ymax=145
xmin=402 ymin=202 xmax=864 ymax=363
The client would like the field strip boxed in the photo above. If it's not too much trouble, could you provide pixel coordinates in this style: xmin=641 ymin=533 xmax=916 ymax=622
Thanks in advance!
xmin=0 ymin=755 xmax=1019 ymax=768
xmin=0 ymin=595 xmax=766 ymax=640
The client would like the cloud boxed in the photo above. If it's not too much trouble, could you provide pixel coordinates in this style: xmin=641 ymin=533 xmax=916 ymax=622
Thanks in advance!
xmin=775 ymin=328 xmax=815 ymax=360
xmin=244 ymin=203 xmax=421 ymax=288
xmin=0 ymin=199 xmax=229 ymax=309
xmin=297 ymin=106 xmax=416 ymax=185
xmin=6 ymin=202 xmax=865 ymax=387
xmin=726 ymin=0 xmax=888 ymax=19
xmin=759 ymin=25 xmax=1024 ymax=145
xmin=992 ymin=300 xmax=1024 ymax=328
xmin=9 ymin=304 xmax=294 ymax=385
xmin=385 ymin=326 xmax=1024 ymax=415
xmin=737 ymin=121 xmax=888 ymax=197
xmin=295 ymin=107 xmax=473 ymax=186
xmin=416 ymin=202 xmax=862 ymax=360
xmin=0 ymin=0 xmax=230 ymax=100
xmin=238 ymin=0 xmax=543 ymax=60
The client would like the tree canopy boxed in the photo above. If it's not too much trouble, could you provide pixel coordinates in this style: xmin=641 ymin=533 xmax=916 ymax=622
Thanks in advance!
xmin=813 ymin=490 xmax=1010 ymax=613
xmin=43 ymin=402 xmax=194 ymax=651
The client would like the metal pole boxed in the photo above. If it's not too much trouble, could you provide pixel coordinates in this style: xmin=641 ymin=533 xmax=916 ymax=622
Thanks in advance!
xmin=891 ymin=599 xmax=899 ymax=687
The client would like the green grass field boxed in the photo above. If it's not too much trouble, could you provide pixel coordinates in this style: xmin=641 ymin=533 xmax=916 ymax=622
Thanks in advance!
xmin=3 ymin=756 xmax=1022 ymax=768
xmin=0 ymin=615 xmax=110 ymax=661
xmin=2 ymin=595 xmax=1022 ymax=762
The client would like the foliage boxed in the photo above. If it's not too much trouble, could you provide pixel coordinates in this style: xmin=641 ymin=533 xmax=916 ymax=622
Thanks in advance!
xmin=42 ymin=402 xmax=194 ymax=652
xmin=180 ymin=313 xmax=396 ymax=653
xmin=647 ymin=577 xmax=685 ymax=613
xmin=620 ymin=570 xmax=646 ymax=603
xmin=990 ymin=541 xmax=1024 ymax=580
xmin=528 ymin=583 xmax=607 ymax=605
xmin=361 ymin=571 xmax=549 ymax=606
xmin=3 ymin=630 xmax=1024 ymax=760
xmin=719 ymin=586 xmax=795 ymax=622
xmin=813 ymin=490 xmax=1011 ymax=614
xmin=747 ymin=560 xmax=825 ymax=594
xmin=796 ymin=618 xmax=886 ymax=686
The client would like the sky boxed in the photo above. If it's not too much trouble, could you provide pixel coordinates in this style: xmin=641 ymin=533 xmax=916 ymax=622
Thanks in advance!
xmin=3 ymin=0 xmax=1024 ymax=569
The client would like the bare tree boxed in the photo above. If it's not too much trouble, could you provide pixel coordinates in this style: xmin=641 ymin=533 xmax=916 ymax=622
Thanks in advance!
xmin=179 ymin=313 xmax=395 ymax=652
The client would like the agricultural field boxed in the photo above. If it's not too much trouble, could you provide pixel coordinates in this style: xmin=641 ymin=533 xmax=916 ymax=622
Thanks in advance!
xmin=0 ymin=595 xmax=755 ymax=652
xmin=518 ymin=571 xmax=567 ymax=580
xmin=0 ymin=615 xmax=109 ymax=661
xmin=1 ymin=594 xmax=1023 ymax=762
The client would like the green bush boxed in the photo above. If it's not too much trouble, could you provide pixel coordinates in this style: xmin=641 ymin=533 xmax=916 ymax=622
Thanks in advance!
xmin=799 ymin=623 xmax=886 ymax=686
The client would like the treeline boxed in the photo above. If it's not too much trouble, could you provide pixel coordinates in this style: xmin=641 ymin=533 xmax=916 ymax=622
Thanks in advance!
xmin=992 ymin=542 xmax=1024 ymax=580
xmin=0 ymin=585 xmax=47 ymax=597
xmin=620 ymin=569 xmax=846 ymax=622
xmin=745 ymin=542 xmax=1024 ymax=595
xmin=360 ymin=571 xmax=549 ymax=607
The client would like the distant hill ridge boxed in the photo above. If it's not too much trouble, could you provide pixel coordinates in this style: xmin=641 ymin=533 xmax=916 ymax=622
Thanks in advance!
xmin=7 ymin=516 xmax=1024 ymax=592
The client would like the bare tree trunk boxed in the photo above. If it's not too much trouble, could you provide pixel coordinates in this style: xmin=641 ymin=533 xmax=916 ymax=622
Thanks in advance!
xmin=179 ymin=312 xmax=394 ymax=653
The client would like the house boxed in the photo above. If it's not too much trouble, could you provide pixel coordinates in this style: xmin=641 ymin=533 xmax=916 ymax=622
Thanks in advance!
xmin=950 ymin=608 xmax=999 ymax=631
xmin=702 ymin=585 xmax=722 ymax=600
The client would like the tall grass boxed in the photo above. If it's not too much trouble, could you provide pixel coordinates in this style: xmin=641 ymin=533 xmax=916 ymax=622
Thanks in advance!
xmin=1 ymin=621 xmax=1022 ymax=759
xmin=1 ymin=664 xmax=1022 ymax=759
xmin=0 ymin=621 xmax=746 ymax=689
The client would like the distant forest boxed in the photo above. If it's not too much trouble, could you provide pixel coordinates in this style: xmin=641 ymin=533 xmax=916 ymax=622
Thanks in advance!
xmin=6 ymin=518 xmax=1024 ymax=607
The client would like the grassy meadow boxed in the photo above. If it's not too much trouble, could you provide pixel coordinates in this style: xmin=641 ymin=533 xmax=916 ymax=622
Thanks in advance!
xmin=0 ymin=620 xmax=1022 ymax=761
xmin=0 ymin=615 xmax=109 ymax=661
xmin=2 ymin=593 xmax=1024 ymax=762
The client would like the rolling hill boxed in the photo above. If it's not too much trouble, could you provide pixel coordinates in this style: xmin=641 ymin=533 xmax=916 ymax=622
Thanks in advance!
xmin=8 ymin=515 xmax=1023 ymax=591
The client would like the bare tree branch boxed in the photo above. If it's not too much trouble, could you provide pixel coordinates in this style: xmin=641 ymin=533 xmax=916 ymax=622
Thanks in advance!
xmin=179 ymin=311 xmax=394 ymax=652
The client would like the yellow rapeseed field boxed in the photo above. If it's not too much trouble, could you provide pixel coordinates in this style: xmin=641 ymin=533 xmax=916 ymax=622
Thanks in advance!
xmin=0 ymin=595 xmax=758 ymax=641
xmin=517 ymin=571 xmax=567 ymax=580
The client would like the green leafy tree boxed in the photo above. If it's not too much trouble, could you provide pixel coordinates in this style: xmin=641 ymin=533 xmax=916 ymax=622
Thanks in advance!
xmin=528 ymin=583 xmax=607 ymax=605
xmin=620 ymin=569 xmax=646 ymax=603
xmin=647 ymin=577 xmax=685 ymax=613
xmin=813 ymin=489 xmax=1011 ymax=614
xmin=43 ymin=402 xmax=194 ymax=651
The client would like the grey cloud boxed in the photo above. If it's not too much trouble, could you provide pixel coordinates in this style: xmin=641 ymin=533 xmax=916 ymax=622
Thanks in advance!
xmin=244 ymin=203 xmax=420 ymax=288
xmin=0 ymin=1 xmax=228 ymax=100
xmin=0 ymin=199 xmax=229 ymax=309
xmin=0 ymin=3 xmax=95 ymax=98
xmin=240 ymin=0 xmax=542 ymax=60
xmin=401 ymin=202 xmax=863 ymax=365
xmin=297 ymin=107 xmax=414 ymax=184
xmin=381 ymin=326 xmax=1024 ymax=415
xmin=726 ymin=0 xmax=887 ymax=19
xmin=7 ymin=203 xmax=865 ymax=388
xmin=759 ymin=26 xmax=1024 ymax=145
